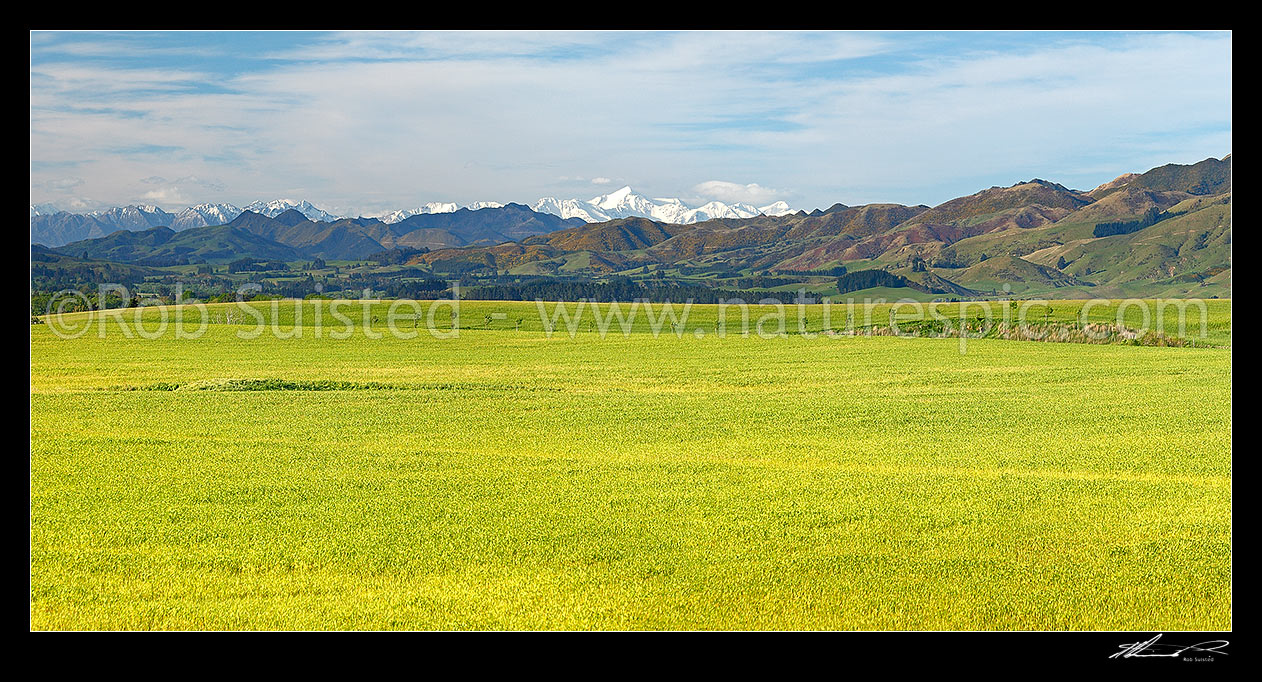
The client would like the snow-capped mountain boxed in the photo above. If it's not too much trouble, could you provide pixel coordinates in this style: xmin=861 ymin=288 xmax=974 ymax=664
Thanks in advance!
xmin=374 ymin=202 xmax=461 ymax=224
xmin=758 ymin=201 xmax=794 ymax=217
xmin=589 ymin=186 xmax=664 ymax=219
xmin=242 ymin=199 xmax=343 ymax=223
xmin=171 ymin=203 xmax=243 ymax=230
xmin=30 ymin=204 xmax=174 ymax=246
xmin=373 ymin=201 xmax=505 ymax=224
xmin=89 ymin=205 xmax=175 ymax=231
xmin=248 ymin=190 xmax=788 ymax=225
xmin=30 ymin=203 xmax=62 ymax=217
xmin=529 ymin=187 xmax=794 ymax=224
xmin=31 ymin=190 xmax=795 ymax=247
xmin=529 ymin=197 xmax=610 ymax=223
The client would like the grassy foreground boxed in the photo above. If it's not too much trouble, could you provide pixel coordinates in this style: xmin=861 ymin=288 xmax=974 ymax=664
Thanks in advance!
xmin=30 ymin=300 xmax=1231 ymax=629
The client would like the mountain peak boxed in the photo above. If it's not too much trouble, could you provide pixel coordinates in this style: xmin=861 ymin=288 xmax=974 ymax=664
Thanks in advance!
xmin=243 ymin=199 xmax=342 ymax=223
xmin=591 ymin=186 xmax=641 ymax=210
xmin=529 ymin=188 xmax=794 ymax=224
xmin=273 ymin=209 xmax=310 ymax=226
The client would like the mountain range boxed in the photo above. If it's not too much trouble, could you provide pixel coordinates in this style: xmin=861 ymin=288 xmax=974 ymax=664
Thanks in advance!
xmin=31 ymin=189 xmax=796 ymax=247
xmin=54 ymin=203 xmax=585 ymax=264
xmin=30 ymin=203 xmax=243 ymax=246
xmin=36 ymin=155 xmax=1230 ymax=298
xmin=529 ymin=187 xmax=793 ymax=224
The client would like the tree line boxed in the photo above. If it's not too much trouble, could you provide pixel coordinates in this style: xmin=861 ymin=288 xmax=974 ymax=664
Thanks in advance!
xmin=1092 ymin=207 xmax=1165 ymax=238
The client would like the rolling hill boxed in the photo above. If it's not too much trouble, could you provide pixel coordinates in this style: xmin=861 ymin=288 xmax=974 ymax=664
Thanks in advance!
xmin=59 ymin=225 xmax=305 ymax=265
xmin=405 ymin=156 xmax=1230 ymax=298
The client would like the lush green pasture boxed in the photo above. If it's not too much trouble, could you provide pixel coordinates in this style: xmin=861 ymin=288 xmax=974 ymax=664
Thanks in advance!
xmin=42 ymin=297 xmax=1232 ymax=346
xmin=31 ymin=300 xmax=1231 ymax=629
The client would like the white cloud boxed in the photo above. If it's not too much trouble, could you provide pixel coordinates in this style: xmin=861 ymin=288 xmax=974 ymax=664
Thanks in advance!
xmin=590 ymin=177 xmax=612 ymax=185
xmin=29 ymin=31 xmax=1231 ymax=213
xmin=139 ymin=186 xmax=190 ymax=206
xmin=35 ymin=176 xmax=85 ymax=192
xmin=693 ymin=181 xmax=784 ymax=206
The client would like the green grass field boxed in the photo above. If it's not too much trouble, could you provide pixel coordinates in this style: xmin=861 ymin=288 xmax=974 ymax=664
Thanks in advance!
xmin=30 ymin=299 xmax=1232 ymax=630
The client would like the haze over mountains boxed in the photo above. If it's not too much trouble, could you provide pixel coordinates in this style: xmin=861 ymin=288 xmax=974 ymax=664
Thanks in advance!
xmin=31 ymin=188 xmax=796 ymax=248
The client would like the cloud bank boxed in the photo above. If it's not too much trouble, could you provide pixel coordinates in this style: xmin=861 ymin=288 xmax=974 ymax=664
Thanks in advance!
xmin=30 ymin=30 xmax=1231 ymax=215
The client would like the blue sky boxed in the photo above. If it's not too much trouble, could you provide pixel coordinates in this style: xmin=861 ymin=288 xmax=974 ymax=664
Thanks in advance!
xmin=30 ymin=30 xmax=1232 ymax=216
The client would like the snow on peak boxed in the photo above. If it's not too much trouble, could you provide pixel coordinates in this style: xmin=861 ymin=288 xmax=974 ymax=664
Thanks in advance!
xmin=30 ymin=203 xmax=62 ymax=217
xmin=593 ymin=186 xmax=635 ymax=208
xmin=82 ymin=205 xmax=174 ymax=231
xmin=172 ymin=203 xmax=243 ymax=230
xmin=758 ymin=201 xmax=793 ymax=216
xmin=530 ymin=197 xmax=609 ymax=223
xmin=374 ymin=202 xmax=461 ymax=223
xmin=529 ymin=189 xmax=793 ymax=225
xmin=89 ymin=204 xmax=165 ymax=217
xmin=588 ymin=186 xmax=664 ymax=218
xmin=243 ymin=199 xmax=342 ymax=222
xmin=37 ymin=190 xmax=795 ymax=230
